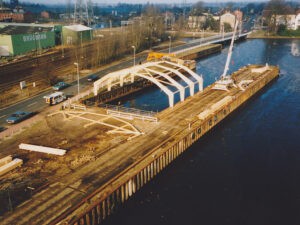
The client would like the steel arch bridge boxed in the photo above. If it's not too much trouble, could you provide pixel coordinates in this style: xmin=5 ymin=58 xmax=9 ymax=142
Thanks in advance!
xmin=93 ymin=61 xmax=203 ymax=107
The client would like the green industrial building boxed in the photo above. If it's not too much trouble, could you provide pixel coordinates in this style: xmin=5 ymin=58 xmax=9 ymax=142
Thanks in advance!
xmin=0 ymin=24 xmax=55 ymax=56
xmin=62 ymin=24 xmax=93 ymax=45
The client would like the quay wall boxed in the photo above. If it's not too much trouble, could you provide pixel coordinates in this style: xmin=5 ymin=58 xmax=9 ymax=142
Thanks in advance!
xmin=175 ymin=44 xmax=222 ymax=60
xmin=57 ymin=66 xmax=279 ymax=225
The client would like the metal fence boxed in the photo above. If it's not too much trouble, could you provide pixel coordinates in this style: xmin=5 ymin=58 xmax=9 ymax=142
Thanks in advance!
xmin=63 ymin=89 xmax=93 ymax=109
xmin=100 ymin=104 xmax=158 ymax=122
xmin=100 ymin=104 xmax=157 ymax=117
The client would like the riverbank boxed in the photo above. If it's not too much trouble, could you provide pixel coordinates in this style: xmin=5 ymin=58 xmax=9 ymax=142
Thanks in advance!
xmin=0 ymin=65 xmax=279 ymax=225
xmin=0 ymin=40 xmax=185 ymax=110
xmin=248 ymin=30 xmax=300 ymax=39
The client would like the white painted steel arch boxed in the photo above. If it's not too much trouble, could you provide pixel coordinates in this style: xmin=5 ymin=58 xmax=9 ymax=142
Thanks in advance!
xmin=132 ymin=72 xmax=175 ymax=107
xmin=93 ymin=61 xmax=203 ymax=107
xmin=163 ymin=61 xmax=203 ymax=91
xmin=144 ymin=67 xmax=185 ymax=102
xmin=155 ymin=64 xmax=195 ymax=96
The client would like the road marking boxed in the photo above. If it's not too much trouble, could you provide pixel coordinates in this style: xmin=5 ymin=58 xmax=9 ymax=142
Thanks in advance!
xmin=0 ymin=114 xmax=7 ymax=119
xmin=27 ymin=102 xmax=37 ymax=107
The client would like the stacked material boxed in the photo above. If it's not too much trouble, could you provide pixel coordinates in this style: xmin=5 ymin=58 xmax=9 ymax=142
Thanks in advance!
xmin=198 ymin=96 xmax=233 ymax=120
xmin=0 ymin=156 xmax=23 ymax=176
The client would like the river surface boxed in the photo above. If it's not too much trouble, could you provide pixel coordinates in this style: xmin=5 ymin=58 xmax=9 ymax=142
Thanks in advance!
xmin=104 ymin=39 xmax=300 ymax=225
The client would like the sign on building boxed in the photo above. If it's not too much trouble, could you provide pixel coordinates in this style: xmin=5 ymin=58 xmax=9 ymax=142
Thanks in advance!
xmin=22 ymin=33 xmax=47 ymax=42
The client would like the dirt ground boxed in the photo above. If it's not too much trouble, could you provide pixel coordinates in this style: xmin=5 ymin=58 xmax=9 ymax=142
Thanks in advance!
xmin=0 ymin=39 xmax=186 ymax=215
xmin=0 ymin=108 xmax=134 ymax=215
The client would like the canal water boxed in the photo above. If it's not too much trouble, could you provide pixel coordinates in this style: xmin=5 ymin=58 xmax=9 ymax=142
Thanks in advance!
xmin=104 ymin=39 xmax=300 ymax=225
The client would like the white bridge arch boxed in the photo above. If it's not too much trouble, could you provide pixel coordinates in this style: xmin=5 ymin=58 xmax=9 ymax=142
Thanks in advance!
xmin=93 ymin=61 xmax=203 ymax=107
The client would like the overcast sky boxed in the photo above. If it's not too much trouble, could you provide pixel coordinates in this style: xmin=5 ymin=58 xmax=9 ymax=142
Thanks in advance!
xmin=15 ymin=0 xmax=267 ymax=5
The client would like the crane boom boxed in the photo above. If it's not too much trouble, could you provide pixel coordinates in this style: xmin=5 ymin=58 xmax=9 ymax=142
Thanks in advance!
xmin=221 ymin=20 xmax=239 ymax=79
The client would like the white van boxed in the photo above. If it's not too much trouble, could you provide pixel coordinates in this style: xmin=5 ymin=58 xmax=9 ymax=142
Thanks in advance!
xmin=44 ymin=92 xmax=66 ymax=105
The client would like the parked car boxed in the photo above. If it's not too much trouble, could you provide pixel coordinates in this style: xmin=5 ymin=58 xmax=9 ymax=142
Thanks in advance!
xmin=6 ymin=111 xmax=34 ymax=124
xmin=87 ymin=74 xmax=99 ymax=82
xmin=52 ymin=82 xmax=70 ymax=91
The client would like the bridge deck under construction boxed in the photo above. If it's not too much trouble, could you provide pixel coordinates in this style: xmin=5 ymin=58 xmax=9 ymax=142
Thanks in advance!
xmin=1 ymin=65 xmax=279 ymax=225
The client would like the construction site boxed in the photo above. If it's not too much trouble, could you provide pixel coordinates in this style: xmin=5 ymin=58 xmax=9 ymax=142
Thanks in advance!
xmin=0 ymin=13 xmax=270 ymax=223
xmin=0 ymin=57 xmax=279 ymax=224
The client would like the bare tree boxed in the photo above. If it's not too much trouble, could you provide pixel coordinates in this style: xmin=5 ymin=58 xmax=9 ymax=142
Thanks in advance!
xmin=175 ymin=15 xmax=187 ymax=30
xmin=264 ymin=0 xmax=293 ymax=33
xmin=68 ymin=7 xmax=167 ymax=72
xmin=39 ymin=62 xmax=59 ymax=85
xmin=142 ymin=5 xmax=166 ymax=50
xmin=226 ymin=2 xmax=234 ymax=11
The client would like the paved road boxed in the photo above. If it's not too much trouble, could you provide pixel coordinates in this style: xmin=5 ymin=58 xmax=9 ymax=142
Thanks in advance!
xmin=0 ymin=55 xmax=151 ymax=127
xmin=0 ymin=31 xmax=250 ymax=128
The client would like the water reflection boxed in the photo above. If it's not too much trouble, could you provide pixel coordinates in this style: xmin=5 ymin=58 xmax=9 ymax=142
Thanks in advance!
xmin=103 ymin=39 xmax=300 ymax=225
xmin=291 ymin=41 xmax=300 ymax=56
xmin=116 ymin=39 xmax=300 ymax=113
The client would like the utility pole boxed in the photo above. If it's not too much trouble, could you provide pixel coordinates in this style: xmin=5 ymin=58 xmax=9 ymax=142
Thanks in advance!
xmin=66 ymin=0 xmax=71 ymax=22
xmin=88 ymin=0 xmax=94 ymax=25
xmin=74 ymin=0 xmax=92 ymax=25
xmin=131 ymin=46 xmax=136 ymax=66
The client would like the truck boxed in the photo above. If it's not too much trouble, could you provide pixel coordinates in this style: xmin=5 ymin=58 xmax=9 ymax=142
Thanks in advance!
xmin=44 ymin=92 xmax=66 ymax=105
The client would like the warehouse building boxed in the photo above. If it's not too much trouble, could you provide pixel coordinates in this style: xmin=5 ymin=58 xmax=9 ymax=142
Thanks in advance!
xmin=62 ymin=24 xmax=92 ymax=45
xmin=0 ymin=24 xmax=55 ymax=56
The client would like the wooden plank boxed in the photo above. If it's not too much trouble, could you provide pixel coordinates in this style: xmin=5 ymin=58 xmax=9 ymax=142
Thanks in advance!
xmin=210 ymin=96 xmax=233 ymax=111
xmin=0 ymin=158 xmax=23 ymax=176
xmin=19 ymin=143 xmax=66 ymax=156
xmin=0 ymin=155 xmax=12 ymax=167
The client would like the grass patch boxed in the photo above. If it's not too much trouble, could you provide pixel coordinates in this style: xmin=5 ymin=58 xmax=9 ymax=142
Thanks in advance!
xmin=278 ymin=29 xmax=300 ymax=37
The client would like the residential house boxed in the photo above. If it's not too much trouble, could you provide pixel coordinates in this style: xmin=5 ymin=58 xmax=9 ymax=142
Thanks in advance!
xmin=293 ymin=12 xmax=300 ymax=30
xmin=263 ymin=9 xmax=300 ymax=30
xmin=220 ymin=12 xmax=236 ymax=29
xmin=164 ymin=11 xmax=175 ymax=29
xmin=41 ymin=11 xmax=50 ymax=19
xmin=0 ymin=7 xmax=24 ymax=22
xmin=234 ymin=10 xmax=243 ymax=23
xmin=188 ymin=14 xmax=207 ymax=30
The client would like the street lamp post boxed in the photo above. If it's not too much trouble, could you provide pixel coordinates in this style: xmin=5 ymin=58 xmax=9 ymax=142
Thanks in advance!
xmin=200 ymin=29 xmax=204 ymax=45
xmin=131 ymin=45 xmax=136 ymax=66
xmin=61 ymin=31 xmax=64 ymax=58
xmin=74 ymin=62 xmax=80 ymax=95
xmin=168 ymin=36 xmax=171 ymax=54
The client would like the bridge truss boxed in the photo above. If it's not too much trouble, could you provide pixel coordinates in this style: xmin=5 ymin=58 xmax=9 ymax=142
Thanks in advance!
xmin=93 ymin=61 xmax=203 ymax=107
